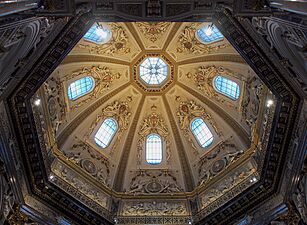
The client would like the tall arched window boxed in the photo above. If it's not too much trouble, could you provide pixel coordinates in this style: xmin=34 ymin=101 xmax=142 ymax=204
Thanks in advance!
xmin=84 ymin=24 xmax=112 ymax=45
xmin=94 ymin=118 xmax=118 ymax=148
xmin=67 ymin=76 xmax=94 ymax=100
xmin=191 ymin=118 xmax=214 ymax=148
xmin=146 ymin=134 xmax=162 ymax=164
xmin=214 ymin=75 xmax=240 ymax=100
xmin=196 ymin=24 xmax=224 ymax=44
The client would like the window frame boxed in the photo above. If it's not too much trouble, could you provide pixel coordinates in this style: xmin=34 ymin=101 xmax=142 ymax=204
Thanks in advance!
xmin=190 ymin=117 xmax=214 ymax=148
xmin=145 ymin=133 xmax=163 ymax=165
xmin=196 ymin=24 xmax=224 ymax=45
xmin=213 ymin=75 xmax=240 ymax=101
xmin=94 ymin=118 xmax=118 ymax=149
xmin=67 ymin=76 xmax=95 ymax=101
xmin=83 ymin=24 xmax=112 ymax=45
xmin=139 ymin=57 xmax=169 ymax=86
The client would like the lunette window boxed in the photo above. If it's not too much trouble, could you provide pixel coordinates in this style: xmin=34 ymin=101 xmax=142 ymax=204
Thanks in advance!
xmin=214 ymin=75 xmax=240 ymax=100
xmin=191 ymin=118 xmax=214 ymax=148
xmin=83 ymin=24 xmax=112 ymax=45
xmin=196 ymin=24 xmax=224 ymax=44
xmin=67 ymin=76 xmax=94 ymax=100
xmin=94 ymin=118 xmax=118 ymax=148
xmin=146 ymin=134 xmax=163 ymax=164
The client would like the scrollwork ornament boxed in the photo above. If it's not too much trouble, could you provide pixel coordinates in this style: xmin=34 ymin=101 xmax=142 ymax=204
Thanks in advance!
xmin=7 ymin=204 xmax=29 ymax=225
xmin=63 ymin=66 xmax=121 ymax=110
xmin=137 ymin=110 xmax=171 ymax=164
xmin=177 ymin=23 xmax=230 ymax=55
xmin=78 ymin=23 xmax=131 ymax=55
xmin=176 ymin=99 xmax=221 ymax=153
xmin=136 ymin=22 xmax=170 ymax=42
xmin=127 ymin=170 xmax=183 ymax=195
xmin=186 ymin=65 xmax=243 ymax=109
xmin=86 ymin=100 xmax=132 ymax=155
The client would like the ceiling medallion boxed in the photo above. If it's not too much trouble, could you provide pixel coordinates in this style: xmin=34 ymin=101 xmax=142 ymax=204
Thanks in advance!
xmin=133 ymin=53 xmax=174 ymax=93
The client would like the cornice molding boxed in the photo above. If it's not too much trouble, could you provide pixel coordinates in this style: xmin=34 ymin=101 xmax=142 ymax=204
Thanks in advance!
xmin=1 ymin=6 xmax=303 ymax=225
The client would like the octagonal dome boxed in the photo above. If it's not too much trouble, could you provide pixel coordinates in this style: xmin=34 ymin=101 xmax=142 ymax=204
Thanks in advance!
xmin=31 ymin=21 xmax=276 ymax=224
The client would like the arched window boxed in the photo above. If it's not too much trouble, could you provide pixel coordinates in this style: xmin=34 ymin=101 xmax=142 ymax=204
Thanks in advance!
xmin=94 ymin=118 xmax=118 ymax=148
xmin=214 ymin=75 xmax=240 ymax=100
xmin=67 ymin=76 xmax=94 ymax=100
xmin=191 ymin=118 xmax=214 ymax=148
xmin=146 ymin=134 xmax=162 ymax=164
xmin=84 ymin=24 xmax=112 ymax=45
xmin=196 ymin=24 xmax=224 ymax=44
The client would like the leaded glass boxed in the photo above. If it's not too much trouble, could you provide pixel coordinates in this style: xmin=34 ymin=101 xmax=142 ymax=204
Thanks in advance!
xmin=214 ymin=76 xmax=240 ymax=100
xmin=191 ymin=118 xmax=213 ymax=148
xmin=67 ymin=76 xmax=94 ymax=100
xmin=196 ymin=24 xmax=224 ymax=44
xmin=146 ymin=134 xmax=162 ymax=164
xmin=84 ymin=24 xmax=112 ymax=45
xmin=94 ymin=118 xmax=117 ymax=148
xmin=140 ymin=57 xmax=168 ymax=85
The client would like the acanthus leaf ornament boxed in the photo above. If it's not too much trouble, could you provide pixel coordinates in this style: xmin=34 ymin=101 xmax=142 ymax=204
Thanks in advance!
xmin=86 ymin=100 xmax=132 ymax=155
xmin=136 ymin=22 xmax=171 ymax=43
xmin=78 ymin=23 xmax=131 ymax=55
xmin=138 ymin=109 xmax=171 ymax=164
xmin=177 ymin=23 xmax=230 ymax=55
xmin=177 ymin=99 xmax=221 ymax=153
xmin=186 ymin=65 xmax=242 ymax=109
xmin=64 ymin=65 xmax=121 ymax=110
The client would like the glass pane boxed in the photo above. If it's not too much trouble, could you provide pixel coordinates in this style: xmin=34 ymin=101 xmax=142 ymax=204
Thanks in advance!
xmin=146 ymin=134 xmax=162 ymax=164
xmin=197 ymin=24 xmax=224 ymax=44
xmin=140 ymin=57 xmax=168 ymax=85
xmin=67 ymin=76 xmax=94 ymax=100
xmin=214 ymin=76 xmax=240 ymax=100
xmin=191 ymin=118 xmax=214 ymax=148
xmin=84 ymin=24 xmax=112 ymax=45
xmin=94 ymin=118 xmax=118 ymax=148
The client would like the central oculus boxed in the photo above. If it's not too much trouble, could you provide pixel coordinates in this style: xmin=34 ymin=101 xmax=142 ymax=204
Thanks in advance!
xmin=139 ymin=57 xmax=168 ymax=85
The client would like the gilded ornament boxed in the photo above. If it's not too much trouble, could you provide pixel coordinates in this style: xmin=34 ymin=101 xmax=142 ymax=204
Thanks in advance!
xmin=186 ymin=65 xmax=242 ymax=109
xmin=176 ymin=23 xmax=230 ymax=54
xmin=138 ymin=110 xmax=171 ymax=164
xmin=176 ymin=99 xmax=221 ymax=153
xmin=78 ymin=23 xmax=131 ymax=55
xmin=64 ymin=65 xmax=121 ymax=110
xmin=136 ymin=22 xmax=171 ymax=42
xmin=86 ymin=100 xmax=131 ymax=155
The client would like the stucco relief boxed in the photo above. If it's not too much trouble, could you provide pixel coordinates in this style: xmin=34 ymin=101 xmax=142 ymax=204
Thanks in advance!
xmin=52 ymin=162 xmax=109 ymax=209
xmin=64 ymin=65 xmax=121 ymax=110
xmin=200 ymin=167 xmax=257 ymax=209
xmin=44 ymin=77 xmax=66 ymax=134
xmin=242 ymin=76 xmax=264 ymax=128
xmin=126 ymin=170 xmax=183 ymax=194
xmin=185 ymin=65 xmax=243 ymax=109
xmin=135 ymin=22 xmax=171 ymax=43
xmin=121 ymin=201 xmax=187 ymax=216
xmin=64 ymin=139 xmax=111 ymax=186
xmin=77 ymin=23 xmax=131 ymax=55
xmin=0 ymin=159 xmax=15 ymax=223
xmin=198 ymin=139 xmax=244 ymax=186
xmin=176 ymin=99 xmax=221 ymax=153
xmin=176 ymin=23 xmax=230 ymax=55
xmin=85 ymin=99 xmax=132 ymax=155
xmin=137 ymin=106 xmax=171 ymax=164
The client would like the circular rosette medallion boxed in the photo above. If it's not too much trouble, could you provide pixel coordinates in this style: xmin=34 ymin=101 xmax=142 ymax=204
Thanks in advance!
xmin=145 ymin=181 xmax=163 ymax=193
xmin=211 ymin=158 xmax=226 ymax=174
xmin=80 ymin=159 xmax=97 ymax=175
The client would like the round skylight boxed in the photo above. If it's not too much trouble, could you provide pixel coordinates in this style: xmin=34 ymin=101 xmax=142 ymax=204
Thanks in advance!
xmin=139 ymin=57 xmax=168 ymax=85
